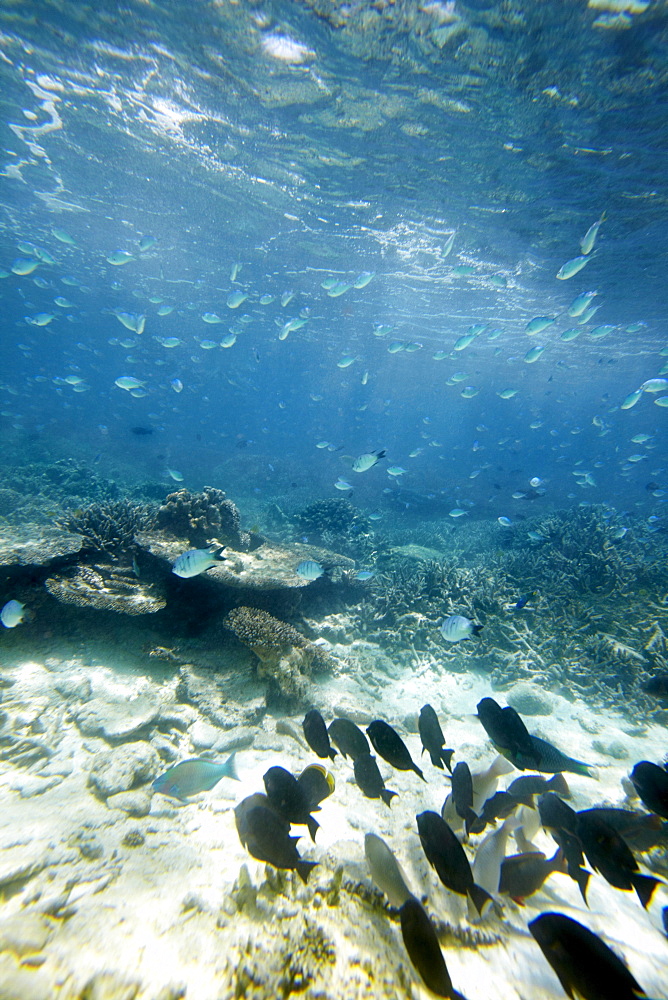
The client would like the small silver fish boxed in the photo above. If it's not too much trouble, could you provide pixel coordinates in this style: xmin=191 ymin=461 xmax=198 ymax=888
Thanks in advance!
xmin=172 ymin=547 xmax=226 ymax=578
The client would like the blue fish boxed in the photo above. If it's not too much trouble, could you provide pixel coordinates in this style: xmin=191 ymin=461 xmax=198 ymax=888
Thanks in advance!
xmin=514 ymin=591 xmax=537 ymax=610
xmin=152 ymin=754 xmax=239 ymax=801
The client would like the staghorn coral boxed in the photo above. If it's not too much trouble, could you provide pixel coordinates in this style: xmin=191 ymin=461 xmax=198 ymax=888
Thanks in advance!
xmin=45 ymin=565 xmax=166 ymax=615
xmin=56 ymin=500 xmax=155 ymax=560
xmin=156 ymin=487 xmax=248 ymax=550
xmin=224 ymin=606 xmax=333 ymax=702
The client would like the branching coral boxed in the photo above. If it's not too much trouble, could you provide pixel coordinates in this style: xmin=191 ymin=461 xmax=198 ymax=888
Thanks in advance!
xmin=156 ymin=487 xmax=248 ymax=549
xmin=224 ymin=606 xmax=333 ymax=702
xmin=55 ymin=500 xmax=154 ymax=560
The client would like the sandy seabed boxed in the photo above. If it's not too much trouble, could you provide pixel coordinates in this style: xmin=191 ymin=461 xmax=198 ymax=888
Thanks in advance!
xmin=0 ymin=641 xmax=667 ymax=1000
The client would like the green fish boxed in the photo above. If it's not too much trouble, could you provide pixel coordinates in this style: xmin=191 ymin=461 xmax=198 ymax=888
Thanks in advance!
xmin=152 ymin=754 xmax=239 ymax=801
xmin=525 ymin=316 xmax=555 ymax=335
xmin=500 ymin=735 xmax=594 ymax=777
xmin=556 ymin=254 xmax=592 ymax=280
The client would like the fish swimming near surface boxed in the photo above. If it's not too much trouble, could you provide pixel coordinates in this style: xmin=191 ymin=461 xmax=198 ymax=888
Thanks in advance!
xmin=399 ymin=897 xmax=468 ymax=1000
xmin=152 ymin=753 xmax=239 ymax=801
xmin=529 ymin=911 xmax=652 ymax=1000
xmin=1 ymin=599 xmax=26 ymax=629
xmin=234 ymin=793 xmax=317 ymax=883
xmin=263 ymin=765 xmax=320 ymax=842
xmin=354 ymin=754 xmax=397 ymax=807
xmin=302 ymin=709 xmax=337 ymax=760
xmin=630 ymin=761 xmax=668 ymax=820
xmin=418 ymin=704 xmax=454 ymax=772
xmin=172 ymin=546 xmax=226 ymax=578
xmin=327 ymin=718 xmax=369 ymax=760
xmin=367 ymin=720 xmax=425 ymax=781
xmin=440 ymin=614 xmax=483 ymax=643
xmin=365 ymin=833 xmax=415 ymax=907
xmin=416 ymin=811 xmax=494 ymax=917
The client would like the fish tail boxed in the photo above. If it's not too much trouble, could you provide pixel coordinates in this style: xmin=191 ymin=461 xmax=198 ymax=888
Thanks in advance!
xmin=328 ymin=748 xmax=338 ymax=761
xmin=307 ymin=815 xmax=320 ymax=842
xmin=413 ymin=763 xmax=426 ymax=782
xmin=224 ymin=751 xmax=240 ymax=781
xmin=471 ymin=624 xmax=484 ymax=637
xmin=429 ymin=750 xmax=444 ymax=769
xmin=568 ymin=759 xmax=595 ymax=778
xmin=381 ymin=789 xmax=398 ymax=807
xmin=468 ymin=884 xmax=494 ymax=918
xmin=633 ymin=874 xmax=661 ymax=909
xmin=442 ymin=749 xmax=455 ymax=773
xmin=464 ymin=808 xmax=479 ymax=837
xmin=296 ymin=860 xmax=318 ymax=884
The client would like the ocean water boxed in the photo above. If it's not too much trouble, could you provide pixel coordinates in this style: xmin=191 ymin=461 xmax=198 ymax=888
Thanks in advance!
xmin=1 ymin=3 xmax=668 ymax=999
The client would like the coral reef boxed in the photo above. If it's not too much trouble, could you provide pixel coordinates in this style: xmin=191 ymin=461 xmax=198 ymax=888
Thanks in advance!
xmin=0 ymin=524 xmax=82 ymax=566
xmin=56 ymin=501 xmax=155 ymax=560
xmin=156 ymin=487 xmax=249 ymax=550
xmin=224 ymin=606 xmax=334 ymax=702
xmin=293 ymin=499 xmax=373 ymax=559
xmin=45 ymin=565 xmax=166 ymax=615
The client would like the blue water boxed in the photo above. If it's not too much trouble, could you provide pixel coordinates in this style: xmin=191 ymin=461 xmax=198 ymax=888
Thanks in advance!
xmin=0 ymin=1 xmax=666 ymax=525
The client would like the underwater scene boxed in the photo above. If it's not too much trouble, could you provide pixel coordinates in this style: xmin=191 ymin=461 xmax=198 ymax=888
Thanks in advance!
xmin=1 ymin=0 xmax=668 ymax=997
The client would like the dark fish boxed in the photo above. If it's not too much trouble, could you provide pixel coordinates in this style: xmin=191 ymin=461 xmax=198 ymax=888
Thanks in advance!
xmin=416 ymin=811 xmax=493 ymax=917
xmin=476 ymin=697 xmax=540 ymax=766
xmin=328 ymin=718 xmax=369 ymax=761
xmin=130 ymin=425 xmax=154 ymax=435
xmin=399 ymin=898 xmax=467 ymax=1000
xmin=509 ymin=736 xmax=594 ymax=777
xmin=538 ymin=793 xmax=590 ymax=904
xmin=499 ymin=849 xmax=566 ymax=903
xmin=367 ymin=720 xmax=425 ymax=781
xmin=662 ymin=905 xmax=668 ymax=940
xmin=353 ymin=754 xmax=397 ymax=807
xmin=450 ymin=761 xmax=478 ymax=835
xmin=575 ymin=809 xmax=661 ymax=909
xmin=302 ymin=709 xmax=337 ymax=761
xmin=263 ymin=765 xmax=319 ymax=842
xmin=418 ymin=704 xmax=454 ymax=772
xmin=234 ymin=793 xmax=317 ymax=883
xmin=297 ymin=764 xmax=335 ymax=813
xmin=507 ymin=772 xmax=570 ymax=806
xmin=468 ymin=790 xmax=518 ymax=835
xmin=643 ymin=675 xmax=668 ymax=700
xmin=631 ymin=760 xmax=668 ymax=819
xmin=529 ymin=912 xmax=650 ymax=1000
xmin=514 ymin=591 xmax=537 ymax=610
xmin=578 ymin=807 xmax=668 ymax=854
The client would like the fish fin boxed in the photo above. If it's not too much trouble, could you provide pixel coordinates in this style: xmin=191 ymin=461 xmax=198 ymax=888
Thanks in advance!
xmin=381 ymin=789 xmax=398 ymax=807
xmin=442 ymin=749 xmax=455 ymax=773
xmin=307 ymin=815 xmax=320 ymax=842
xmin=224 ymin=751 xmax=240 ymax=781
xmin=296 ymin=860 xmax=318 ymax=884
xmin=328 ymin=748 xmax=338 ymax=761
xmin=467 ymin=884 xmax=494 ymax=917
xmin=429 ymin=750 xmax=444 ymax=769
xmin=510 ymin=896 xmax=525 ymax=906
xmin=413 ymin=763 xmax=426 ymax=782
xmin=633 ymin=874 xmax=661 ymax=909
xmin=464 ymin=809 xmax=480 ymax=836
xmin=546 ymin=773 xmax=571 ymax=798
xmin=471 ymin=624 xmax=484 ymax=637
